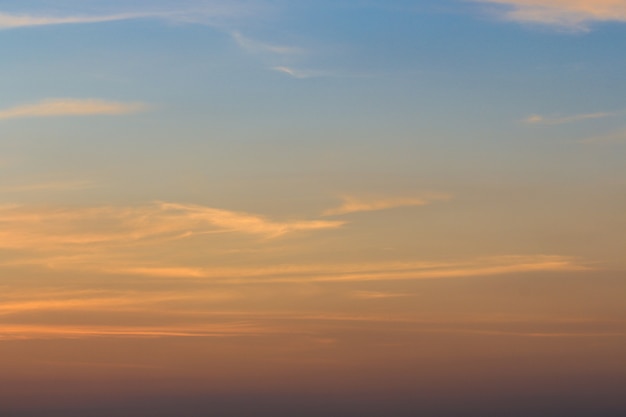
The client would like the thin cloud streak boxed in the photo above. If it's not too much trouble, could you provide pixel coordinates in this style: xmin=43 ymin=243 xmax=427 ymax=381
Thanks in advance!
xmin=579 ymin=128 xmax=626 ymax=144
xmin=323 ymin=194 xmax=451 ymax=216
xmin=524 ymin=110 xmax=622 ymax=125
xmin=352 ymin=291 xmax=414 ymax=300
xmin=272 ymin=66 xmax=330 ymax=79
xmin=0 ymin=99 xmax=149 ymax=120
xmin=0 ymin=323 xmax=273 ymax=341
xmin=107 ymin=255 xmax=588 ymax=282
xmin=0 ymin=180 xmax=94 ymax=193
xmin=0 ymin=11 xmax=152 ymax=29
xmin=0 ymin=201 xmax=344 ymax=251
xmin=231 ymin=31 xmax=305 ymax=56
xmin=472 ymin=0 xmax=626 ymax=30
xmin=0 ymin=3 xmax=257 ymax=30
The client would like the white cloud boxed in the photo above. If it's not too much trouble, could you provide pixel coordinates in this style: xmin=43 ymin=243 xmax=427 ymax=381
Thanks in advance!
xmin=471 ymin=0 xmax=626 ymax=31
xmin=0 ymin=98 xmax=149 ymax=120
xmin=0 ymin=11 xmax=152 ymax=30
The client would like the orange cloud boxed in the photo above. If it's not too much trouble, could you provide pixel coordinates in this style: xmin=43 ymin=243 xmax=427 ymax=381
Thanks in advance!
xmin=0 ymin=201 xmax=344 ymax=251
xmin=0 ymin=323 xmax=273 ymax=341
xmin=472 ymin=0 xmax=626 ymax=30
xmin=105 ymin=255 xmax=588 ymax=282
xmin=323 ymin=194 xmax=450 ymax=216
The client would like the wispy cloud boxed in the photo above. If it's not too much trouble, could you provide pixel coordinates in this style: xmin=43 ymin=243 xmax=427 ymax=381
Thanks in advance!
xmin=0 ymin=2 xmax=257 ymax=31
xmin=523 ymin=110 xmax=622 ymax=125
xmin=471 ymin=0 xmax=626 ymax=31
xmin=0 ymin=11 xmax=152 ymax=30
xmin=0 ymin=8 xmax=319 ymax=78
xmin=323 ymin=194 xmax=451 ymax=216
xmin=230 ymin=33 xmax=326 ymax=79
xmin=352 ymin=291 xmax=414 ymax=300
xmin=0 ymin=201 xmax=343 ymax=251
xmin=231 ymin=31 xmax=305 ymax=56
xmin=0 ymin=288 xmax=239 ymax=316
xmin=160 ymin=202 xmax=344 ymax=238
xmin=0 ymin=98 xmax=149 ymax=120
xmin=579 ymin=128 xmax=626 ymax=144
xmin=272 ymin=66 xmax=330 ymax=79
xmin=105 ymin=255 xmax=588 ymax=282
xmin=0 ymin=323 xmax=271 ymax=341
xmin=0 ymin=180 xmax=94 ymax=193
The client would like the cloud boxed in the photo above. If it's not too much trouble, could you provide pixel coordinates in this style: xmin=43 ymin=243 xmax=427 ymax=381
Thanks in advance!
xmin=0 ymin=201 xmax=344 ymax=251
xmin=352 ymin=291 xmax=414 ymax=299
xmin=579 ymin=128 xmax=626 ymax=144
xmin=272 ymin=66 xmax=329 ymax=79
xmin=471 ymin=0 xmax=626 ymax=30
xmin=104 ymin=255 xmax=588 ymax=282
xmin=160 ymin=202 xmax=344 ymax=238
xmin=0 ymin=11 xmax=151 ymax=29
xmin=323 ymin=194 xmax=451 ymax=216
xmin=0 ymin=180 xmax=94 ymax=193
xmin=0 ymin=3 xmax=256 ymax=31
xmin=0 ymin=288 xmax=239 ymax=316
xmin=0 ymin=323 xmax=271 ymax=340
xmin=0 ymin=98 xmax=149 ymax=120
xmin=231 ymin=31 xmax=305 ymax=56
xmin=524 ymin=110 xmax=621 ymax=125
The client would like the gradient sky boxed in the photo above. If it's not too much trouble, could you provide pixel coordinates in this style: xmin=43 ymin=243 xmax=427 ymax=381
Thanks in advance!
xmin=1 ymin=1 xmax=626 ymax=416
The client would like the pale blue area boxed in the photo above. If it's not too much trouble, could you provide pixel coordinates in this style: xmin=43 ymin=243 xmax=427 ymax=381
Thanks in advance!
xmin=1 ymin=0 xmax=625 ymax=207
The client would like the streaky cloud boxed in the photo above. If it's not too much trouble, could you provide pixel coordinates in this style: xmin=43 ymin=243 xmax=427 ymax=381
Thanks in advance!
xmin=352 ymin=291 xmax=414 ymax=300
xmin=0 ymin=201 xmax=344 ymax=251
xmin=272 ymin=66 xmax=329 ymax=79
xmin=471 ymin=0 xmax=626 ymax=31
xmin=0 ymin=323 xmax=272 ymax=341
xmin=579 ymin=128 xmax=626 ymax=144
xmin=0 ymin=98 xmax=149 ymax=120
xmin=231 ymin=31 xmax=305 ymax=56
xmin=0 ymin=180 xmax=94 ymax=193
xmin=105 ymin=255 xmax=588 ymax=282
xmin=0 ymin=2 xmax=257 ymax=30
xmin=0 ymin=11 xmax=153 ymax=29
xmin=524 ymin=110 xmax=622 ymax=125
xmin=323 ymin=194 xmax=451 ymax=216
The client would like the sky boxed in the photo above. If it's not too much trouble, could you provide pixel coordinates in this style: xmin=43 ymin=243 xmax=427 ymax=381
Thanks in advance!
xmin=1 ymin=1 xmax=625 ymax=416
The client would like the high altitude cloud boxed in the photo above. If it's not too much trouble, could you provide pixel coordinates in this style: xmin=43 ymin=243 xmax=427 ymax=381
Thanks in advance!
xmin=579 ymin=128 xmax=626 ymax=144
xmin=524 ymin=110 xmax=622 ymax=125
xmin=0 ymin=11 xmax=147 ymax=29
xmin=0 ymin=1 xmax=256 ymax=30
xmin=104 ymin=255 xmax=587 ymax=282
xmin=0 ymin=201 xmax=344 ymax=251
xmin=0 ymin=180 xmax=93 ymax=193
xmin=0 ymin=98 xmax=148 ymax=120
xmin=323 ymin=194 xmax=451 ymax=216
xmin=472 ymin=0 xmax=626 ymax=30
xmin=231 ymin=31 xmax=304 ymax=56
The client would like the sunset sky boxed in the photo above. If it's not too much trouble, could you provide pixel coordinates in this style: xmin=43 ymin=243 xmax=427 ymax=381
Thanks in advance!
xmin=1 ymin=1 xmax=625 ymax=416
